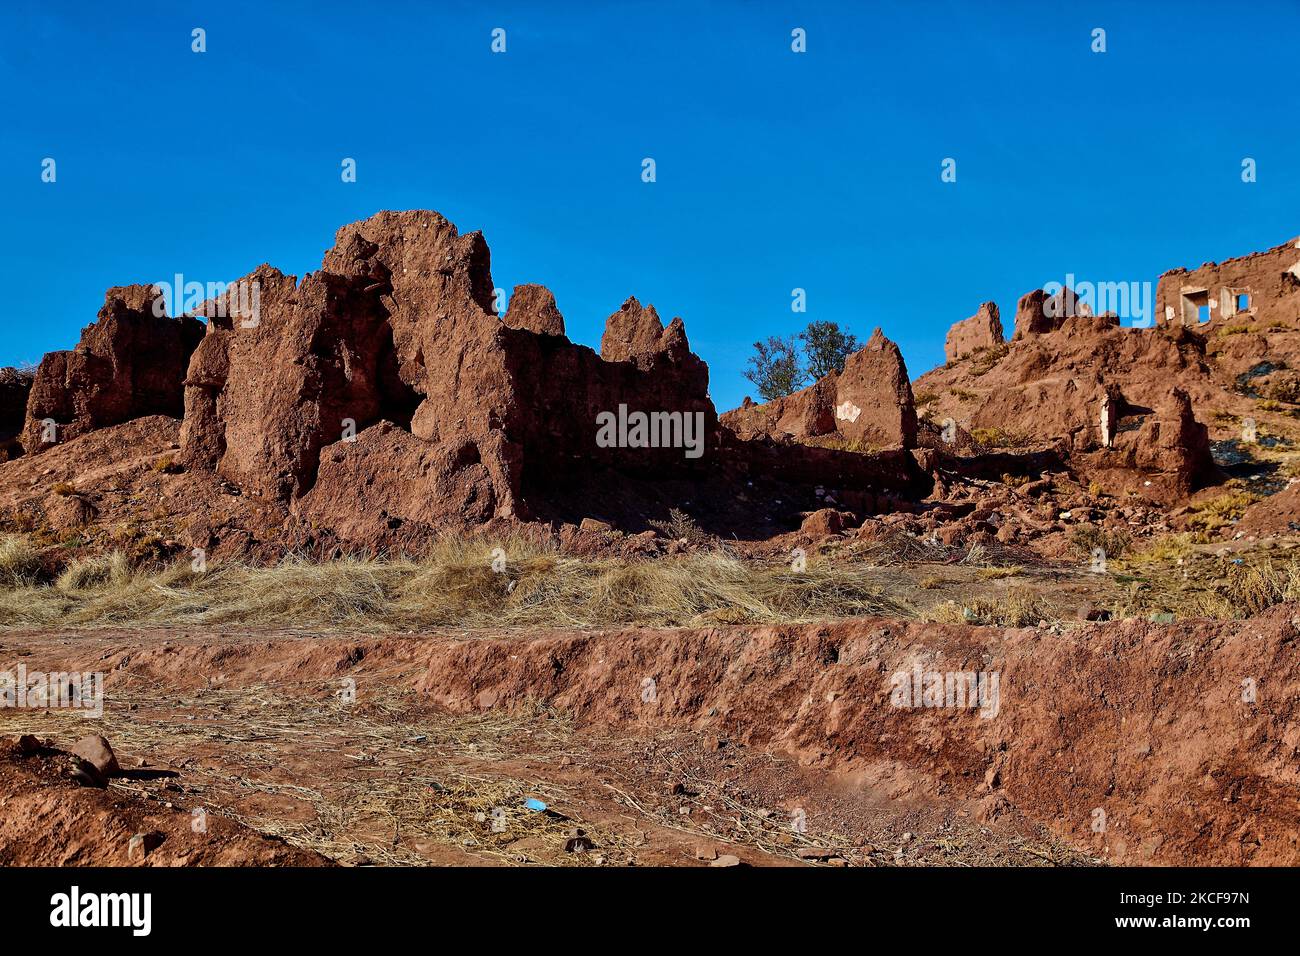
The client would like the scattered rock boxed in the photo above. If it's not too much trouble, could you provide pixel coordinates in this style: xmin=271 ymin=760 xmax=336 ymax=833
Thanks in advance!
xmin=70 ymin=735 xmax=120 ymax=778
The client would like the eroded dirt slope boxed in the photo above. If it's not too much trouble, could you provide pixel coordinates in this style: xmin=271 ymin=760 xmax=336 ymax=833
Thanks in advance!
xmin=3 ymin=610 xmax=1296 ymax=866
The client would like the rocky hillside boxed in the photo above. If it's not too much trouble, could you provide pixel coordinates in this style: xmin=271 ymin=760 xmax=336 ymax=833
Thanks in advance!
xmin=1 ymin=214 xmax=1296 ymax=561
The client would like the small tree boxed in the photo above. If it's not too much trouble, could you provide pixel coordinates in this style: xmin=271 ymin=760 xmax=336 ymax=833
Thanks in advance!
xmin=744 ymin=335 xmax=807 ymax=401
xmin=800 ymin=321 xmax=859 ymax=380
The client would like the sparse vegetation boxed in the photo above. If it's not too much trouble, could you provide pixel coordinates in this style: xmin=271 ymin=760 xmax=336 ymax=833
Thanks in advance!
xmin=969 ymin=343 xmax=1010 ymax=376
xmin=1220 ymin=560 xmax=1300 ymax=616
xmin=1186 ymin=490 xmax=1260 ymax=531
xmin=50 ymin=481 xmax=76 ymax=497
xmin=152 ymin=455 xmax=184 ymax=474
xmin=648 ymin=507 xmax=710 ymax=544
xmin=949 ymin=387 xmax=978 ymax=402
xmin=1069 ymin=525 xmax=1132 ymax=560
xmin=970 ymin=426 xmax=1031 ymax=448
xmin=976 ymin=565 xmax=1024 ymax=580
xmin=922 ymin=588 xmax=1056 ymax=628
xmin=1120 ymin=533 xmax=1203 ymax=566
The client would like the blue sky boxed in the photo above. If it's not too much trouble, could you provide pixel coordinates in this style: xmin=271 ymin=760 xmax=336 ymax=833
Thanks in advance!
xmin=2 ymin=0 xmax=1297 ymax=412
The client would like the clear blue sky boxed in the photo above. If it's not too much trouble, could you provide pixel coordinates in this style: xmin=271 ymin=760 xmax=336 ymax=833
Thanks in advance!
xmin=2 ymin=0 xmax=1297 ymax=412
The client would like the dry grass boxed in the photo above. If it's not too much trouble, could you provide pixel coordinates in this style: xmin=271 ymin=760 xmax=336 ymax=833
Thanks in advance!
xmin=0 ymin=535 xmax=902 ymax=630
xmin=4 ymin=528 xmax=1291 ymax=631
xmin=2 ymin=685 xmax=628 ymax=866
xmin=970 ymin=427 xmax=1032 ymax=449
xmin=1119 ymin=533 xmax=1205 ymax=566
xmin=921 ymin=587 xmax=1058 ymax=628
xmin=976 ymin=565 xmax=1024 ymax=580
xmin=1186 ymin=491 xmax=1260 ymax=531
xmin=0 ymin=535 xmax=45 ymax=587
xmin=1068 ymin=524 xmax=1132 ymax=560
xmin=1217 ymin=560 xmax=1300 ymax=617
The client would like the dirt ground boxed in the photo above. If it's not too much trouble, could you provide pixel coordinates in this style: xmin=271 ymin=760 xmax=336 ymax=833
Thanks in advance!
xmin=3 ymin=609 xmax=1297 ymax=867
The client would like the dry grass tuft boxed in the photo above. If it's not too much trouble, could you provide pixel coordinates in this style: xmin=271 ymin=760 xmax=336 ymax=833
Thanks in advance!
xmin=0 ymin=535 xmax=45 ymax=587
xmin=1119 ymin=533 xmax=1204 ymax=566
xmin=1218 ymin=561 xmax=1300 ymax=617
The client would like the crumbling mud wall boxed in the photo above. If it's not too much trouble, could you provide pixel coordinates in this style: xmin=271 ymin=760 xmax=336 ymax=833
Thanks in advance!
xmin=21 ymin=286 xmax=202 ymax=453
xmin=1157 ymin=237 xmax=1300 ymax=331
xmin=945 ymin=301 xmax=1002 ymax=362
xmin=721 ymin=329 xmax=918 ymax=450
xmin=0 ymin=367 xmax=33 ymax=461
xmin=9 ymin=215 xmax=1294 ymax=549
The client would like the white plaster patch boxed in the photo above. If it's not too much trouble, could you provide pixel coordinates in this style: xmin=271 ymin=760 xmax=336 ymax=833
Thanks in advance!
xmin=836 ymin=400 xmax=862 ymax=423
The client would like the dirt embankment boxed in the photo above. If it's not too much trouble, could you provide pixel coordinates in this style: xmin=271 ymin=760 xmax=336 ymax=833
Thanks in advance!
xmin=9 ymin=609 xmax=1299 ymax=866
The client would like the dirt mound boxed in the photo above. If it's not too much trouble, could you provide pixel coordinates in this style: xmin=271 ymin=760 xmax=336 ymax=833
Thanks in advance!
xmin=0 ymin=736 xmax=329 ymax=866
xmin=1236 ymin=482 xmax=1300 ymax=537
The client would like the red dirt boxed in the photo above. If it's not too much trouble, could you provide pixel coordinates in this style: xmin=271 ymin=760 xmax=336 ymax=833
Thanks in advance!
xmin=0 ymin=737 xmax=329 ymax=866
xmin=4 ymin=610 xmax=1297 ymax=866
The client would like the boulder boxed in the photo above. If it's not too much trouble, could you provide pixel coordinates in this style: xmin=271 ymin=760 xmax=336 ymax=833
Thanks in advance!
xmin=70 ymin=735 xmax=120 ymax=778
xmin=294 ymin=422 xmax=521 ymax=546
xmin=801 ymin=508 xmax=852 ymax=537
